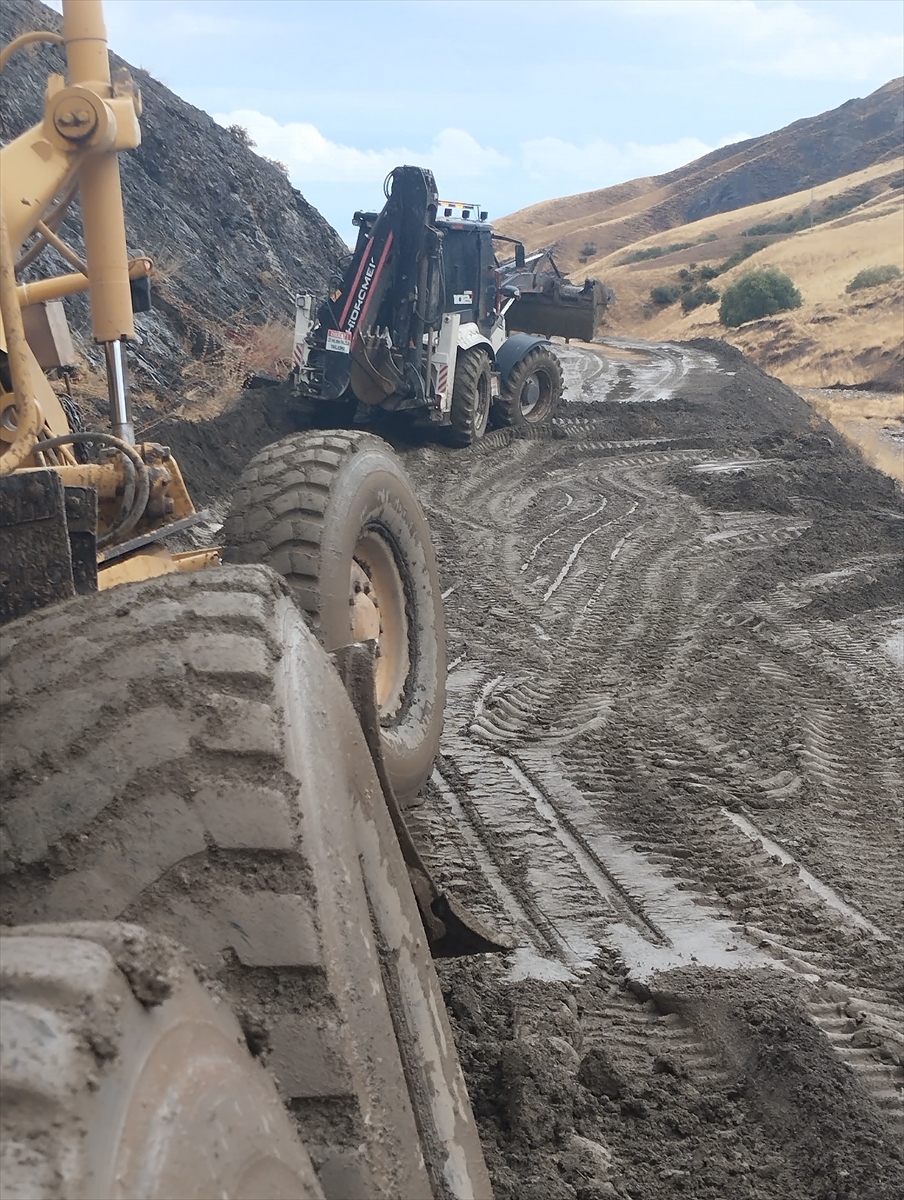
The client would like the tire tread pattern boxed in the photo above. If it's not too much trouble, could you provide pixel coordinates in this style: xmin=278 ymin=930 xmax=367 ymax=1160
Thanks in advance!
xmin=0 ymin=568 xmax=424 ymax=1199
xmin=449 ymin=347 xmax=492 ymax=447
xmin=492 ymin=345 xmax=564 ymax=431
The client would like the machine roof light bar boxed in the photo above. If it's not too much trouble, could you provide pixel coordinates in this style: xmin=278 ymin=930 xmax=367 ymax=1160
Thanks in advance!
xmin=438 ymin=201 xmax=488 ymax=222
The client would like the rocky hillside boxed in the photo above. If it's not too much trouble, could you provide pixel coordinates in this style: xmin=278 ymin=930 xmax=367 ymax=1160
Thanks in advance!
xmin=497 ymin=78 xmax=904 ymax=268
xmin=1 ymin=0 xmax=345 ymax=409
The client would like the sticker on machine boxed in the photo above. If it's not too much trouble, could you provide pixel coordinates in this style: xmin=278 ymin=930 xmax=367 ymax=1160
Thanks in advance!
xmin=326 ymin=329 xmax=352 ymax=353
xmin=453 ymin=291 xmax=473 ymax=305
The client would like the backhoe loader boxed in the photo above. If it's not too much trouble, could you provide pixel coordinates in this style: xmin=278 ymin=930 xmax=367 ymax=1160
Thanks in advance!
xmin=290 ymin=165 xmax=610 ymax=445
xmin=0 ymin=4 xmax=499 ymax=1197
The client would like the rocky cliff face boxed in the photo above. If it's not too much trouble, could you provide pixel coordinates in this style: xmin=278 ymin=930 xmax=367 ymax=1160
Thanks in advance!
xmin=1 ymin=0 xmax=345 ymax=401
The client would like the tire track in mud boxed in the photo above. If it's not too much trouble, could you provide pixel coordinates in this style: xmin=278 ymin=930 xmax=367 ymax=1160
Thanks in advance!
xmin=399 ymin=341 xmax=904 ymax=1192
xmin=556 ymin=338 xmax=718 ymax=407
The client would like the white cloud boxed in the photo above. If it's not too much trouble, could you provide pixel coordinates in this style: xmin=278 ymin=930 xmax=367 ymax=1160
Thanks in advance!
xmin=611 ymin=0 xmax=904 ymax=81
xmin=213 ymin=110 xmax=509 ymax=185
xmin=520 ymin=133 xmax=750 ymax=185
xmin=429 ymin=128 xmax=511 ymax=177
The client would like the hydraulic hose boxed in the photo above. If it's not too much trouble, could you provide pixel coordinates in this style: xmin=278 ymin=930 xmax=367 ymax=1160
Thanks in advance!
xmin=30 ymin=431 xmax=151 ymax=547
xmin=15 ymin=184 xmax=80 ymax=274
xmin=0 ymin=30 xmax=64 ymax=73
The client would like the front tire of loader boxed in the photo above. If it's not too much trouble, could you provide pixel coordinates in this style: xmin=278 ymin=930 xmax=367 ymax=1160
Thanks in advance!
xmin=0 ymin=925 xmax=325 ymax=1200
xmin=449 ymin=346 xmax=493 ymax=446
xmin=225 ymin=430 xmax=445 ymax=806
xmin=0 ymin=569 xmax=490 ymax=1200
xmin=492 ymin=345 xmax=563 ymax=432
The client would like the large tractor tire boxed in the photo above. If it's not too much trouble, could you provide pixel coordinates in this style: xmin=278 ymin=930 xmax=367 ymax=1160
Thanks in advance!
xmin=225 ymin=431 xmax=445 ymax=806
xmin=449 ymin=347 xmax=492 ymax=447
xmin=0 ymin=924 xmax=325 ymax=1200
xmin=0 ymin=569 xmax=491 ymax=1200
xmin=492 ymin=345 xmax=563 ymax=432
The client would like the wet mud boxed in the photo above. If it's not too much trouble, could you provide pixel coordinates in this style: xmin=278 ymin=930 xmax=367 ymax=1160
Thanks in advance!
xmin=397 ymin=336 xmax=903 ymax=1200
xmin=166 ymin=334 xmax=902 ymax=1199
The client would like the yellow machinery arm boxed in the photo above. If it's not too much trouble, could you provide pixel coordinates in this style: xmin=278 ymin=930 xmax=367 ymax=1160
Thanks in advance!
xmin=0 ymin=0 xmax=209 ymax=606
xmin=1 ymin=0 xmax=142 ymax=455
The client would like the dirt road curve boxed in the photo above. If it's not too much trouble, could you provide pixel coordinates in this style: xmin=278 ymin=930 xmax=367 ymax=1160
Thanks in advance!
xmin=394 ymin=338 xmax=903 ymax=1200
xmin=135 ymin=335 xmax=903 ymax=1198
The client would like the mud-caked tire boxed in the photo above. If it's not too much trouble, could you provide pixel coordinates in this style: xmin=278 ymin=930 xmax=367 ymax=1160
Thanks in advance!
xmin=0 ymin=570 xmax=490 ymax=1200
xmin=449 ymin=347 xmax=493 ymax=447
xmin=0 ymin=924 xmax=325 ymax=1200
xmin=225 ymin=431 xmax=445 ymax=805
xmin=492 ymin=345 xmax=563 ymax=432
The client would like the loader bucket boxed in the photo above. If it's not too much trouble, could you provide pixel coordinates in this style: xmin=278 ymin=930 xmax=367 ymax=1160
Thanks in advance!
xmin=506 ymin=277 xmax=611 ymax=342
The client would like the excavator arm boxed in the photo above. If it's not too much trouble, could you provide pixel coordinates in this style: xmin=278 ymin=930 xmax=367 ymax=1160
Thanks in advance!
xmin=300 ymin=166 xmax=445 ymax=409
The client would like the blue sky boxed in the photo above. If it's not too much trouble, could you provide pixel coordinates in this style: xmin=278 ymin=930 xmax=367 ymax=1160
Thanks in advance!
xmin=50 ymin=1 xmax=903 ymax=242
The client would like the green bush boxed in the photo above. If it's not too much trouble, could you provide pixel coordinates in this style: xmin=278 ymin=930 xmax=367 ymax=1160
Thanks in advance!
xmin=845 ymin=264 xmax=902 ymax=293
xmin=745 ymin=214 xmax=800 ymax=237
xmin=699 ymin=264 xmax=719 ymax=281
xmin=719 ymin=268 xmax=802 ymax=327
xmin=650 ymin=285 xmax=681 ymax=306
xmin=681 ymin=283 xmax=720 ymax=313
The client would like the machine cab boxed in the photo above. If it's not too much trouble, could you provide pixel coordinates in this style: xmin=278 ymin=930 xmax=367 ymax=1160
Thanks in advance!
xmin=435 ymin=202 xmax=499 ymax=334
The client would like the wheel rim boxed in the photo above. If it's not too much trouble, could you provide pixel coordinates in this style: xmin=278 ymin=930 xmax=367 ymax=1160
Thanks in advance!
xmin=350 ymin=525 xmax=410 ymax=718
xmin=474 ymin=370 xmax=491 ymax=438
xmin=519 ymin=368 xmax=552 ymax=420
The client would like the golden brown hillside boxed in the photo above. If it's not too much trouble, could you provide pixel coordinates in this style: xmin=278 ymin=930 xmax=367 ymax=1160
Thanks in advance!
xmin=498 ymin=78 xmax=902 ymax=272
xmin=583 ymin=161 xmax=903 ymax=389
xmin=498 ymin=80 xmax=904 ymax=397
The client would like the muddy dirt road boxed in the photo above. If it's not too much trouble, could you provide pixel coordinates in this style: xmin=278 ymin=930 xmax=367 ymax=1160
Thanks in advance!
xmin=394 ymin=338 xmax=903 ymax=1200
xmin=152 ymin=335 xmax=902 ymax=1198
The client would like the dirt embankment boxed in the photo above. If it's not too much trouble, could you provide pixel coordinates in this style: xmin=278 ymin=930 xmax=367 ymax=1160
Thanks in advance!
xmin=142 ymin=335 xmax=904 ymax=1199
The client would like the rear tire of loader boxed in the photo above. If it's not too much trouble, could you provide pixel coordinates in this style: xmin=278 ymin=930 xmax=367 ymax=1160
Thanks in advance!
xmin=449 ymin=346 xmax=492 ymax=447
xmin=224 ymin=431 xmax=445 ymax=806
xmin=0 ymin=569 xmax=490 ymax=1200
xmin=492 ymin=345 xmax=563 ymax=432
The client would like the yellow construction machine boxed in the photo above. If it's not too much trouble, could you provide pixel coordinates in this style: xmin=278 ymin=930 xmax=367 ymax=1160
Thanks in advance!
xmin=0 ymin=0 xmax=212 ymax=597
xmin=0 ymin=4 xmax=500 ymax=1197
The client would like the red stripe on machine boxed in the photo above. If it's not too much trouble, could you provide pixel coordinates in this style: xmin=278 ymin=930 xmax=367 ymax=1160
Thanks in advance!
xmin=339 ymin=235 xmax=376 ymax=326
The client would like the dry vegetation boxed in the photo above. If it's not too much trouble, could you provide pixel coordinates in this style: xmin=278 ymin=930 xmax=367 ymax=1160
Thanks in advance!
xmin=504 ymin=159 xmax=904 ymax=393
xmin=62 ymin=314 xmax=294 ymax=438
xmin=180 ymin=315 xmax=294 ymax=415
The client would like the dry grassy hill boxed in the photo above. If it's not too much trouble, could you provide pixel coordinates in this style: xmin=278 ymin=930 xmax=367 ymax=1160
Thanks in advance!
xmin=588 ymin=161 xmax=902 ymax=388
xmin=499 ymin=80 xmax=904 ymax=395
